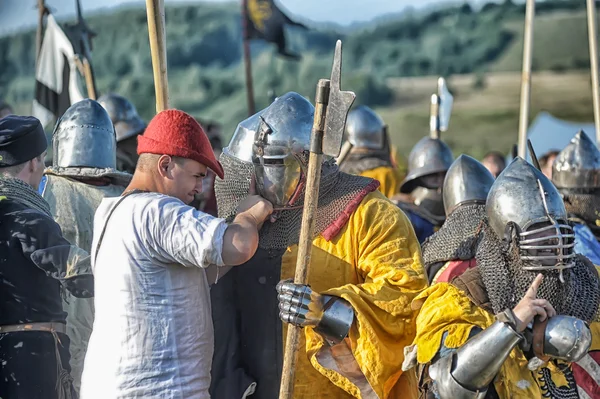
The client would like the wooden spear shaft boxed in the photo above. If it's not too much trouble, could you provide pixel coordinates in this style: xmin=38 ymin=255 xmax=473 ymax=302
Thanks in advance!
xmin=517 ymin=0 xmax=535 ymax=159
xmin=587 ymin=0 xmax=600 ymax=146
xmin=36 ymin=0 xmax=46 ymax=68
xmin=241 ymin=0 xmax=256 ymax=116
xmin=146 ymin=0 xmax=169 ymax=112
xmin=279 ymin=79 xmax=331 ymax=399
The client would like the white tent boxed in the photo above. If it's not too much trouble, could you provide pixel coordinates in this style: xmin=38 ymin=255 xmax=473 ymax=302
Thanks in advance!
xmin=524 ymin=112 xmax=596 ymax=161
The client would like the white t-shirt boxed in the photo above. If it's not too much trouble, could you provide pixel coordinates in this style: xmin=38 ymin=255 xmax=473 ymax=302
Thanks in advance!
xmin=80 ymin=192 xmax=227 ymax=399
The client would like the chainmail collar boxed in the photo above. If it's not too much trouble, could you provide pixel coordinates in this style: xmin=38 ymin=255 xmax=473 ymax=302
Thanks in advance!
xmin=339 ymin=151 xmax=392 ymax=175
xmin=475 ymin=222 xmax=600 ymax=322
xmin=0 ymin=177 xmax=51 ymax=217
xmin=215 ymin=153 xmax=378 ymax=255
xmin=45 ymin=166 xmax=132 ymax=187
xmin=561 ymin=189 xmax=600 ymax=239
xmin=422 ymin=204 xmax=487 ymax=267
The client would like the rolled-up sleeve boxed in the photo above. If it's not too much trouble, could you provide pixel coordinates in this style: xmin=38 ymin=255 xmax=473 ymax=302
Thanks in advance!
xmin=148 ymin=197 xmax=228 ymax=268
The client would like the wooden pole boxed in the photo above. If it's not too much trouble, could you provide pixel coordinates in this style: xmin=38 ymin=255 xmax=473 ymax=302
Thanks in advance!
xmin=82 ymin=58 xmax=97 ymax=100
xmin=36 ymin=0 xmax=47 ymax=68
xmin=241 ymin=0 xmax=256 ymax=116
xmin=587 ymin=0 xmax=600 ymax=146
xmin=279 ymin=79 xmax=330 ymax=399
xmin=517 ymin=0 xmax=535 ymax=159
xmin=146 ymin=0 xmax=169 ymax=112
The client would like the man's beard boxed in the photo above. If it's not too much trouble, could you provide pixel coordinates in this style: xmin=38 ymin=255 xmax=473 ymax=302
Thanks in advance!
xmin=476 ymin=222 xmax=600 ymax=323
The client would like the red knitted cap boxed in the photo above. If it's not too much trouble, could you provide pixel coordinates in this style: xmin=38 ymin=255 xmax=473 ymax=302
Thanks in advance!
xmin=137 ymin=109 xmax=224 ymax=179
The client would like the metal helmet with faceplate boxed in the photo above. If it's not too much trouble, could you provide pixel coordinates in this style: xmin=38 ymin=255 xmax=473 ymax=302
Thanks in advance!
xmin=487 ymin=157 xmax=575 ymax=274
xmin=443 ymin=154 xmax=495 ymax=216
xmin=249 ymin=92 xmax=314 ymax=207
xmin=552 ymin=130 xmax=600 ymax=189
xmin=98 ymin=93 xmax=146 ymax=142
xmin=400 ymin=137 xmax=454 ymax=193
xmin=345 ymin=105 xmax=386 ymax=150
xmin=52 ymin=99 xmax=117 ymax=170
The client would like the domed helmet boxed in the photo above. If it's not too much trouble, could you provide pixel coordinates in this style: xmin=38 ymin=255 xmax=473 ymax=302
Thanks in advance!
xmin=443 ymin=154 xmax=495 ymax=216
xmin=98 ymin=93 xmax=146 ymax=142
xmin=552 ymin=130 xmax=600 ymax=189
xmin=487 ymin=157 xmax=575 ymax=275
xmin=400 ymin=137 xmax=454 ymax=193
xmin=52 ymin=99 xmax=117 ymax=169
xmin=345 ymin=105 xmax=386 ymax=150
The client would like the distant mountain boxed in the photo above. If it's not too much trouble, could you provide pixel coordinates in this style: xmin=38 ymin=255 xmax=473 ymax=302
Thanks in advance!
xmin=0 ymin=0 xmax=594 ymax=137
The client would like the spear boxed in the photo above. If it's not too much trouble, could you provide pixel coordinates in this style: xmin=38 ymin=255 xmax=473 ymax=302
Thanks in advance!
xmin=146 ymin=0 xmax=169 ymax=112
xmin=517 ymin=0 xmax=535 ymax=159
xmin=587 ymin=0 xmax=600 ymax=145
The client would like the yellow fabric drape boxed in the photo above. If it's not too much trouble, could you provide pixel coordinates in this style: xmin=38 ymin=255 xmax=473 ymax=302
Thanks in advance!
xmin=281 ymin=191 xmax=427 ymax=399
xmin=360 ymin=166 xmax=402 ymax=199
xmin=412 ymin=283 xmax=600 ymax=398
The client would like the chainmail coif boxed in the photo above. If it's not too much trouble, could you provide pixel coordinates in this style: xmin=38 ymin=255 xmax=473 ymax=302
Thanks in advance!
xmin=0 ymin=177 xmax=51 ymax=217
xmin=560 ymin=188 xmax=600 ymax=238
xmin=475 ymin=221 xmax=600 ymax=322
xmin=215 ymin=151 xmax=377 ymax=254
xmin=422 ymin=203 xmax=487 ymax=267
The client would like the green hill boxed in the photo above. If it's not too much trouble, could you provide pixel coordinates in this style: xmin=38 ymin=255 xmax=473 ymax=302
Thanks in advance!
xmin=0 ymin=0 xmax=597 ymax=157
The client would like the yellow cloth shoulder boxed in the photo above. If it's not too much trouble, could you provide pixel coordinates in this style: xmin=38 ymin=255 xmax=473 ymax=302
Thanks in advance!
xmin=282 ymin=191 xmax=427 ymax=398
xmin=359 ymin=166 xmax=402 ymax=199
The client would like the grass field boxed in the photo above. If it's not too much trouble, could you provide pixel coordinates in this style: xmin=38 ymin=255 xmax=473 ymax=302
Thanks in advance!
xmin=378 ymin=70 xmax=595 ymax=159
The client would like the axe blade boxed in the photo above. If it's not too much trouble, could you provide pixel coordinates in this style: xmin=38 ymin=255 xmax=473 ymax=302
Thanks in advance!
xmin=323 ymin=40 xmax=356 ymax=158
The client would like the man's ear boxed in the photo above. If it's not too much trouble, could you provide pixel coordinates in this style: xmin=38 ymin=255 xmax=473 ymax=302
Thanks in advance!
xmin=157 ymin=155 xmax=173 ymax=178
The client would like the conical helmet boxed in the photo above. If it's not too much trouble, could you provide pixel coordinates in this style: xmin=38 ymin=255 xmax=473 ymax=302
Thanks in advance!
xmin=98 ymin=93 xmax=146 ymax=142
xmin=552 ymin=130 xmax=600 ymax=189
xmin=52 ymin=99 xmax=117 ymax=169
xmin=400 ymin=137 xmax=454 ymax=193
xmin=443 ymin=154 xmax=495 ymax=215
xmin=345 ymin=105 xmax=386 ymax=150
xmin=487 ymin=157 xmax=575 ymax=273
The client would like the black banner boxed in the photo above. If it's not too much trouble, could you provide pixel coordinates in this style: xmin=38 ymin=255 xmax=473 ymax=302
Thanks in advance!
xmin=244 ymin=0 xmax=307 ymax=59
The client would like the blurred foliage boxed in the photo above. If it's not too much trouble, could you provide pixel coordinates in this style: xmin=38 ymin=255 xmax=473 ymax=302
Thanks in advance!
xmin=0 ymin=0 xmax=595 ymax=141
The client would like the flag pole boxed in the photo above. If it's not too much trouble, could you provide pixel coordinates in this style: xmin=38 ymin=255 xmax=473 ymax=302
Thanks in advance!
xmin=587 ymin=0 xmax=600 ymax=146
xmin=75 ymin=0 xmax=97 ymax=100
xmin=241 ymin=0 xmax=256 ymax=116
xmin=517 ymin=0 xmax=535 ymax=159
xmin=36 ymin=0 xmax=47 ymax=68
xmin=146 ymin=0 xmax=169 ymax=112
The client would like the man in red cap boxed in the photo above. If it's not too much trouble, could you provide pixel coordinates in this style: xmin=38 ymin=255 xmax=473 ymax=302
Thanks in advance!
xmin=80 ymin=109 xmax=273 ymax=399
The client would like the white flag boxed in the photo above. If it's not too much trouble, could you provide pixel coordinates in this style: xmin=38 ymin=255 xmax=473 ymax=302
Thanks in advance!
xmin=32 ymin=14 xmax=85 ymax=128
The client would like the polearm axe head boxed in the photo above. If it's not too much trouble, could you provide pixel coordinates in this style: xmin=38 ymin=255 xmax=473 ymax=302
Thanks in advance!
xmin=438 ymin=77 xmax=453 ymax=132
xmin=323 ymin=40 xmax=356 ymax=157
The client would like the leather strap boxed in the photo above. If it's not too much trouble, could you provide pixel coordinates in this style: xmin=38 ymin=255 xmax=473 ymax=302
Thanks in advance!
xmin=532 ymin=317 xmax=550 ymax=361
xmin=0 ymin=322 xmax=66 ymax=334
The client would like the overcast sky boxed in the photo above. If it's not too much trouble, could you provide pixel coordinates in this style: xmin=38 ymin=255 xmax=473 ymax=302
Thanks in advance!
xmin=0 ymin=0 xmax=476 ymax=35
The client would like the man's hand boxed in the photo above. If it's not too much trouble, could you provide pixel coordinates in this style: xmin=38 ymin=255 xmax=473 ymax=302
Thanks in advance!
xmin=235 ymin=195 xmax=273 ymax=230
xmin=513 ymin=274 xmax=557 ymax=332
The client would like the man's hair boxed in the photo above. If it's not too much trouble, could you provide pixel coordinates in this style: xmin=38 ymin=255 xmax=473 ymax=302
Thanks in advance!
xmin=0 ymin=154 xmax=43 ymax=178
xmin=539 ymin=150 xmax=560 ymax=168
xmin=135 ymin=153 xmax=186 ymax=173
xmin=483 ymin=151 xmax=506 ymax=169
